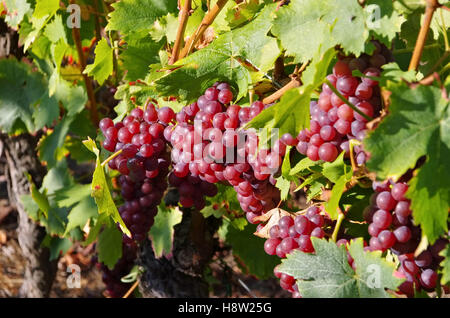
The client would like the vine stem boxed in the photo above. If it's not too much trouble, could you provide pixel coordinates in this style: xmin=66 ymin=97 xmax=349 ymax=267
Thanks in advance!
xmin=101 ymin=149 xmax=122 ymax=167
xmin=324 ymin=79 xmax=372 ymax=121
xmin=262 ymin=63 xmax=307 ymax=104
xmin=70 ymin=0 xmax=99 ymax=126
xmin=262 ymin=78 xmax=300 ymax=104
xmin=348 ymin=139 xmax=361 ymax=172
xmin=331 ymin=213 xmax=345 ymax=243
xmin=169 ymin=0 xmax=192 ymax=65
xmin=179 ymin=0 xmax=228 ymax=59
xmin=408 ymin=0 xmax=441 ymax=71
xmin=122 ymin=280 xmax=139 ymax=298
xmin=92 ymin=0 xmax=102 ymax=40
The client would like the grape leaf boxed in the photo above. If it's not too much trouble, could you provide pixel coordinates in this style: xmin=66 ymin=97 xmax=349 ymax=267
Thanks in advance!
xmin=55 ymin=80 xmax=87 ymax=117
xmin=41 ymin=206 xmax=68 ymax=236
xmin=149 ymin=13 xmax=179 ymax=43
xmin=33 ymin=0 xmax=59 ymax=19
xmin=97 ymin=224 xmax=123 ymax=269
xmin=155 ymin=4 xmax=280 ymax=102
xmin=44 ymin=14 xmax=67 ymax=43
xmin=271 ymin=0 xmax=334 ymax=64
xmin=41 ymin=159 xmax=74 ymax=195
xmin=83 ymin=138 xmax=131 ymax=237
xmin=84 ymin=38 xmax=113 ymax=85
xmin=271 ymin=0 xmax=404 ymax=63
xmin=223 ymin=220 xmax=279 ymax=279
xmin=322 ymin=152 xmax=353 ymax=220
xmin=64 ymin=197 xmax=98 ymax=236
xmin=3 ymin=0 xmax=31 ymax=28
xmin=20 ymin=194 xmax=40 ymax=221
xmin=306 ymin=177 xmax=327 ymax=201
xmin=148 ymin=203 xmax=182 ymax=258
xmin=225 ymin=0 xmax=262 ymax=29
xmin=279 ymin=238 xmax=402 ymax=297
xmin=106 ymin=0 xmax=177 ymax=35
xmin=0 ymin=58 xmax=45 ymax=133
xmin=322 ymin=152 xmax=351 ymax=183
xmin=54 ymin=184 xmax=92 ymax=207
xmin=364 ymin=83 xmax=450 ymax=243
xmin=38 ymin=116 xmax=74 ymax=167
xmin=440 ymin=244 xmax=450 ymax=285
xmin=32 ymin=93 xmax=59 ymax=130
xmin=25 ymin=173 xmax=50 ymax=218
xmin=289 ymin=157 xmax=319 ymax=176
xmin=43 ymin=236 xmax=72 ymax=260
xmin=121 ymin=36 xmax=162 ymax=81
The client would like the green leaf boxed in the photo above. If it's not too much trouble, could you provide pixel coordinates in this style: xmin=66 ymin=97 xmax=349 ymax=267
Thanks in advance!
xmin=38 ymin=116 xmax=74 ymax=167
xmin=83 ymin=138 xmax=131 ymax=237
xmin=148 ymin=204 xmax=182 ymax=258
xmin=20 ymin=194 xmax=40 ymax=221
xmin=289 ymin=157 xmax=318 ymax=176
xmin=201 ymin=205 xmax=226 ymax=219
xmin=279 ymin=238 xmax=402 ymax=297
xmin=46 ymin=237 xmax=72 ymax=260
xmin=33 ymin=0 xmax=59 ymax=19
xmin=41 ymin=159 xmax=73 ymax=195
xmin=225 ymin=0 xmax=262 ymax=29
xmin=440 ymin=244 xmax=450 ymax=285
xmin=44 ymin=14 xmax=67 ymax=43
xmin=322 ymin=152 xmax=351 ymax=183
xmin=97 ymin=224 xmax=123 ymax=269
xmin=84 ymin=38 xmax=113 ymax=85
xmin=121 ymin=35 xmax=162 ymax=81
xmin=3 ymin=0 xmax=31 ymax=28
xmin=271 ymin=0 xmax=403 ymax=63
xmin=25 ymin=173 xmax=50 ymax=218
xmin=149 ymin=13 xmax=179 ymax=43
xmin=32 ymin=93 xmax=59 ymax=129
xmin=223 ymin=220 xmax=279 ymax=279
xmin=55 ymin=80 xmax=88 ymax=116
xmin=306 ymin=178 xmax=327 ymax=202
xmin=54 ymin=184 xmax=92 ymax=207
xmin=271 ymin=0 xmax=333 ymax=64
xmin=155 ymin=4 xmax=280 ymax=102
xmin=64 ymin=197 xmax=98 ymax=235
xmin=0 ymin=59 xmax=45 ymax=133
xmin=275 ymin=175 xmax=292 ymax=201
xmin=43 ymin=206 xmax=68 ymax=236
xmin=324 ymin=174 xmax=349 ymax=220
xmin=364 ymin=83 xmax=450 ymax=243
xmin=106 ymin=0 xmax=177 ymax=35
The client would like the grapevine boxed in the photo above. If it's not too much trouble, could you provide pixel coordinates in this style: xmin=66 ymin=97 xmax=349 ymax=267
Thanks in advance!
xmin=0 ymin=0 xmax=449 ymax=301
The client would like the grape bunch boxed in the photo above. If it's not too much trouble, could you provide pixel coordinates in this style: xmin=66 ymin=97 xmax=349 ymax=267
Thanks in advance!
xmin=167 ymin=171 xmax=218 ymax=210
xmin=397 ymin=238 xmax=448 ymax=297
xmin=364 ymin=180 xmax=449 ymax=296
xmin=96 ymin=85 xmax=119 ymax=108
xmin=163 ymin=82 xmax=284 ymax=223
xmin=98 ymin=103 xmax=171 ymax=244
xmin=364 ymin=181 xmax=421 ymax=253
xmin=97 ymin=242 xmax=137 ymax=298
xmin=295 ymin=59 xmax=382 ymax=164
xmin=264 ymin=206 xmax=329 ymax=296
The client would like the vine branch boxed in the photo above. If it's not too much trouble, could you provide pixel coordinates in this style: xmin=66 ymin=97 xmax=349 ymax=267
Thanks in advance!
xmin=169 ymin=0 xmax=192 ymax=65
xmin=71 ymin=0 xmax=99 ymax=125
xmin=331 ymin=213 xmax=345 ymax=242
xmin=262 ymin=63 xmax=307 ymax=104
xmin=408 ymin=0 xmax=441 ymax=71
xmin=179 ymin=0 xmax=228 ymax=59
